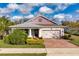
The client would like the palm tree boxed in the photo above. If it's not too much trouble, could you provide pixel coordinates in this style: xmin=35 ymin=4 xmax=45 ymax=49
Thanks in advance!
xmin=0 ymin=16 xmax=15 ymax=39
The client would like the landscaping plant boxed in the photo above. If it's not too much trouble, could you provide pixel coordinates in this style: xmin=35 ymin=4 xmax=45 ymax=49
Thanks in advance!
xmin=4 ymin=29 xmax=27 ymax=45
xmin=27 ymin=38 xmax=44 ymax=45
xmin=61 ymin=34 xmax=71 ymax=40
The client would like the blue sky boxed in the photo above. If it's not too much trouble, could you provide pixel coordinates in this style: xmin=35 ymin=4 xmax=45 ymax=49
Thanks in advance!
xmin=0 ymin=3 xmax=79 ymax=21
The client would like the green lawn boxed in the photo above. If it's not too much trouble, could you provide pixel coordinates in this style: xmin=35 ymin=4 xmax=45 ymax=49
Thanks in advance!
xmin=64 ymin=33 xmax=79 ymax=46
xmin=0 ymin=53 xmax=47 ymax=56
xmin=71 ymin=35 xmax=79 ymax=40
xmin=69 ymin=35 xmax=79 ymax=46
xmin=0 ymin=40 xmax=45 ymax=48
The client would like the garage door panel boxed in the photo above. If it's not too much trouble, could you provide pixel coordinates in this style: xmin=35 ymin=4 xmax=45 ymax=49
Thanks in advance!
xmin=42 ymin=30 xmax=60 ymax=38
xmin=52 ymin=31 xmax=60 ymax=38
xmin=42 ymin=31 xmax=52 ymax=38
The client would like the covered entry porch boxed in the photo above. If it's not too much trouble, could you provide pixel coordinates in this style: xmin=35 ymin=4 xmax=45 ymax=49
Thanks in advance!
xmin=24 ymin=29 xmax=39 ymax=38
xmin=11 ymin=28 xmax=40 ymax=38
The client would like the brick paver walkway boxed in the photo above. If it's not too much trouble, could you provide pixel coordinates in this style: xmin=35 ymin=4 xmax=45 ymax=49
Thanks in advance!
xmin=44 ymin=39 xmax=78 ymax=48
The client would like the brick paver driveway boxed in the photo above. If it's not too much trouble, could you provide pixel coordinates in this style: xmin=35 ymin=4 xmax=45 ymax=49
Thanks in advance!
xmin=44 ymin=39 xmax=78 ymax=48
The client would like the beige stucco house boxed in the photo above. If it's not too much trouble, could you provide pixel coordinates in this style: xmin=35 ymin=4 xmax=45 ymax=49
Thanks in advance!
xmin=9 ymin=15 xmax=65 ymax=39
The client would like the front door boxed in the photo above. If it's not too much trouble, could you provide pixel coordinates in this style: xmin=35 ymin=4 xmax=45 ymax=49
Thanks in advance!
xmin=33 ymin=29 xmax=39 ymax=37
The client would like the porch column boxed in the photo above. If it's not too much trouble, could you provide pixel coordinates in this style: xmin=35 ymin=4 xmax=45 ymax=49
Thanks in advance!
xmin=28 ymin=29 xmax=32 ymax=37
xmin=11 ymin=28 xmax=15 ymax=33
xmin=39 ymin=29 xmax=42 ymax=37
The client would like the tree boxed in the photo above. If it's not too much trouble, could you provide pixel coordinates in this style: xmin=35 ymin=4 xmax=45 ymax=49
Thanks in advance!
xmin=62 ymin=21 xmax=79 ymax=28
xmin=0 ymin=16 xmax=15 ymax=39
xmin=14 ymin=18 xmax=29 ymax=24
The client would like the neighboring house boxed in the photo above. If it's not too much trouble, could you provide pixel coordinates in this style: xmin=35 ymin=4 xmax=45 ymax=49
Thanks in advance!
xmin=9 ymin=15 xmax=65 ymax=39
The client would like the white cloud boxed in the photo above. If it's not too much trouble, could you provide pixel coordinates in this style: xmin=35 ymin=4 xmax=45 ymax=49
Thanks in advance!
xmin=0 ymin=7 xmax=15 ymax=18
xmin=7 ymin=3 xmax=19 ymax=10
xmin=7 ymin=4 xmax=31 ymax=14
xmin=75 ymin=9 xmax=79 ymax=13
xmin=28 ymin=3 xmax=44 ymax=7
xmin=18 ymin=4 xmax=31 ymax=14
xmin=39 ymin=6 xmax=53 ymax=13
xmin=54 ymin=14 xmax=72 ymax=20
xmin=53 ymin=14 xmax=65 ymax=19
xmin=7 ymin=3 xmax=32 ymax=14
xmin=53 ymin=13 xmax=73 ymax=24
xmin=55 ymin=3 xmax=71 ymax=11
xmin=65 ymin=14 xmax=72 ymax=18
xmin=0 ymin=4 xmax=18 ymax=17
xmin=24 ymin=14 xmax=34 ymax=19
xmin=10 ymin=15 xmax=34 ymax=22
xmin=9 ymin=16 xmax=23 ymax=22
xmin=0 ymin=8 xmax=12 ymax=14
xmin=0 ymin=14 xmax=3 ymax=17
xmin=11 ymin=16 xmax=23 ymax=20
xmin=0 ymin=4 xmax=19 ymax=16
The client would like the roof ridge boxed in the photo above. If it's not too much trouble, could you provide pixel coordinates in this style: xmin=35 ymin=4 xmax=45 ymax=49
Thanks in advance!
xmin=36 ymin=15 xmax=57 ymax=25
xmin=22 ymin=15 xmax=57 ymax=25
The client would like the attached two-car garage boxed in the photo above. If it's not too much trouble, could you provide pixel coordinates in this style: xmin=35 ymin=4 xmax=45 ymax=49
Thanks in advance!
xmin=39 ymin=28 xmax=64 ymax=39
xmin=42 ymin=30 xmax=61 ymax=39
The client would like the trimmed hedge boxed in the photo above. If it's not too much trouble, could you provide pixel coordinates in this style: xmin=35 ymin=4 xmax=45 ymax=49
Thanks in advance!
xmin=27 ymin=38 xmax=44 ymax=45
xmin=61 ymin=34 xmax=71 ymax=40
xmin=4 ymin=29 xmax=27 ymax=45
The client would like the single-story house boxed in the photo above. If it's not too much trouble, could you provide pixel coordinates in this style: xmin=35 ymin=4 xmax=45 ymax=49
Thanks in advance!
xmin=9 ymin=15 xmax=65 ymax=39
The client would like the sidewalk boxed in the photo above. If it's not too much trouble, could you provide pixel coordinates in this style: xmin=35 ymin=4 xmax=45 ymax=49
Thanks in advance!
xmin=1 ymin=48 xmax=79 ymax=56
xmin=46 ymin=48 xmax=79 ymax=56
xmin=0 ymin=48 xmax=46 ymax=53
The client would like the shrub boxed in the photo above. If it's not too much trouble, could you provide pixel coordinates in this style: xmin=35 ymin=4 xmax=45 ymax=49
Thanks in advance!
xmin=69 ymin=37 xmax=73 ymax=40
xmin=61 ymin=35 xmax=68 ymax=39
xmin=68 ymin=34 xmax=71 ymax=38
xmin=33 ymin=37 xmax=38 ymax=40
xmin=73 ymin=31 xmax=79 ymax=36
xmin=27 ymin=39 xmax=44 ymax=45
xmin=65 ymin=30 xmax=70 ymax=34
xmin=61 ymin=34 xmax=71 ymax=40
xmin=28 ymin=37 xmax=32 ymax=39
xmin=4 ymin=35 xmax=10 ymax=44
xmin=4 ymin=29 xmax=27 ymax=45
xmin=39 ymin=37 xmax=43 ymax=39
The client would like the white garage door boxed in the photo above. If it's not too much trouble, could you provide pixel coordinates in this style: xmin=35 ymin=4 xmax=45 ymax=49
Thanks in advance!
xmin=42 ymin=30 xmax=61 ymax=38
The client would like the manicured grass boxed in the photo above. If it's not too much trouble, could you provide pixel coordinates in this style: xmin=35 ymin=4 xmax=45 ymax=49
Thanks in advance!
xmin=69 ymin=35 xmax=79 ymax=46
xmin=0 ymin=53 xmax=47 ymax=56
xmin=70 ymin=40 xmax=79 ymax=46
xmin=71 ymin=35 xmax=79 ymax=40
xmin=0 ymin=40 xmax=45 ymax=48
xmin=64 ymin=33 xmax=79 ymax=46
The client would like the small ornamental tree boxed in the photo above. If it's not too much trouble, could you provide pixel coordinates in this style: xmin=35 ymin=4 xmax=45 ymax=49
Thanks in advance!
xmin=4 ymin=29 xmax=27 ymax=45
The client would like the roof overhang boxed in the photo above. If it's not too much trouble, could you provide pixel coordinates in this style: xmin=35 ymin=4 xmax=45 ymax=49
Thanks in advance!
xmin=9 ymin=25 xmax=66 ymax=29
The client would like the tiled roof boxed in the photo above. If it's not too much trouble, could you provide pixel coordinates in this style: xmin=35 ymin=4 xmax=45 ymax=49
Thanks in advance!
xmin=9 ymin=15 xmax=64 ymax=28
